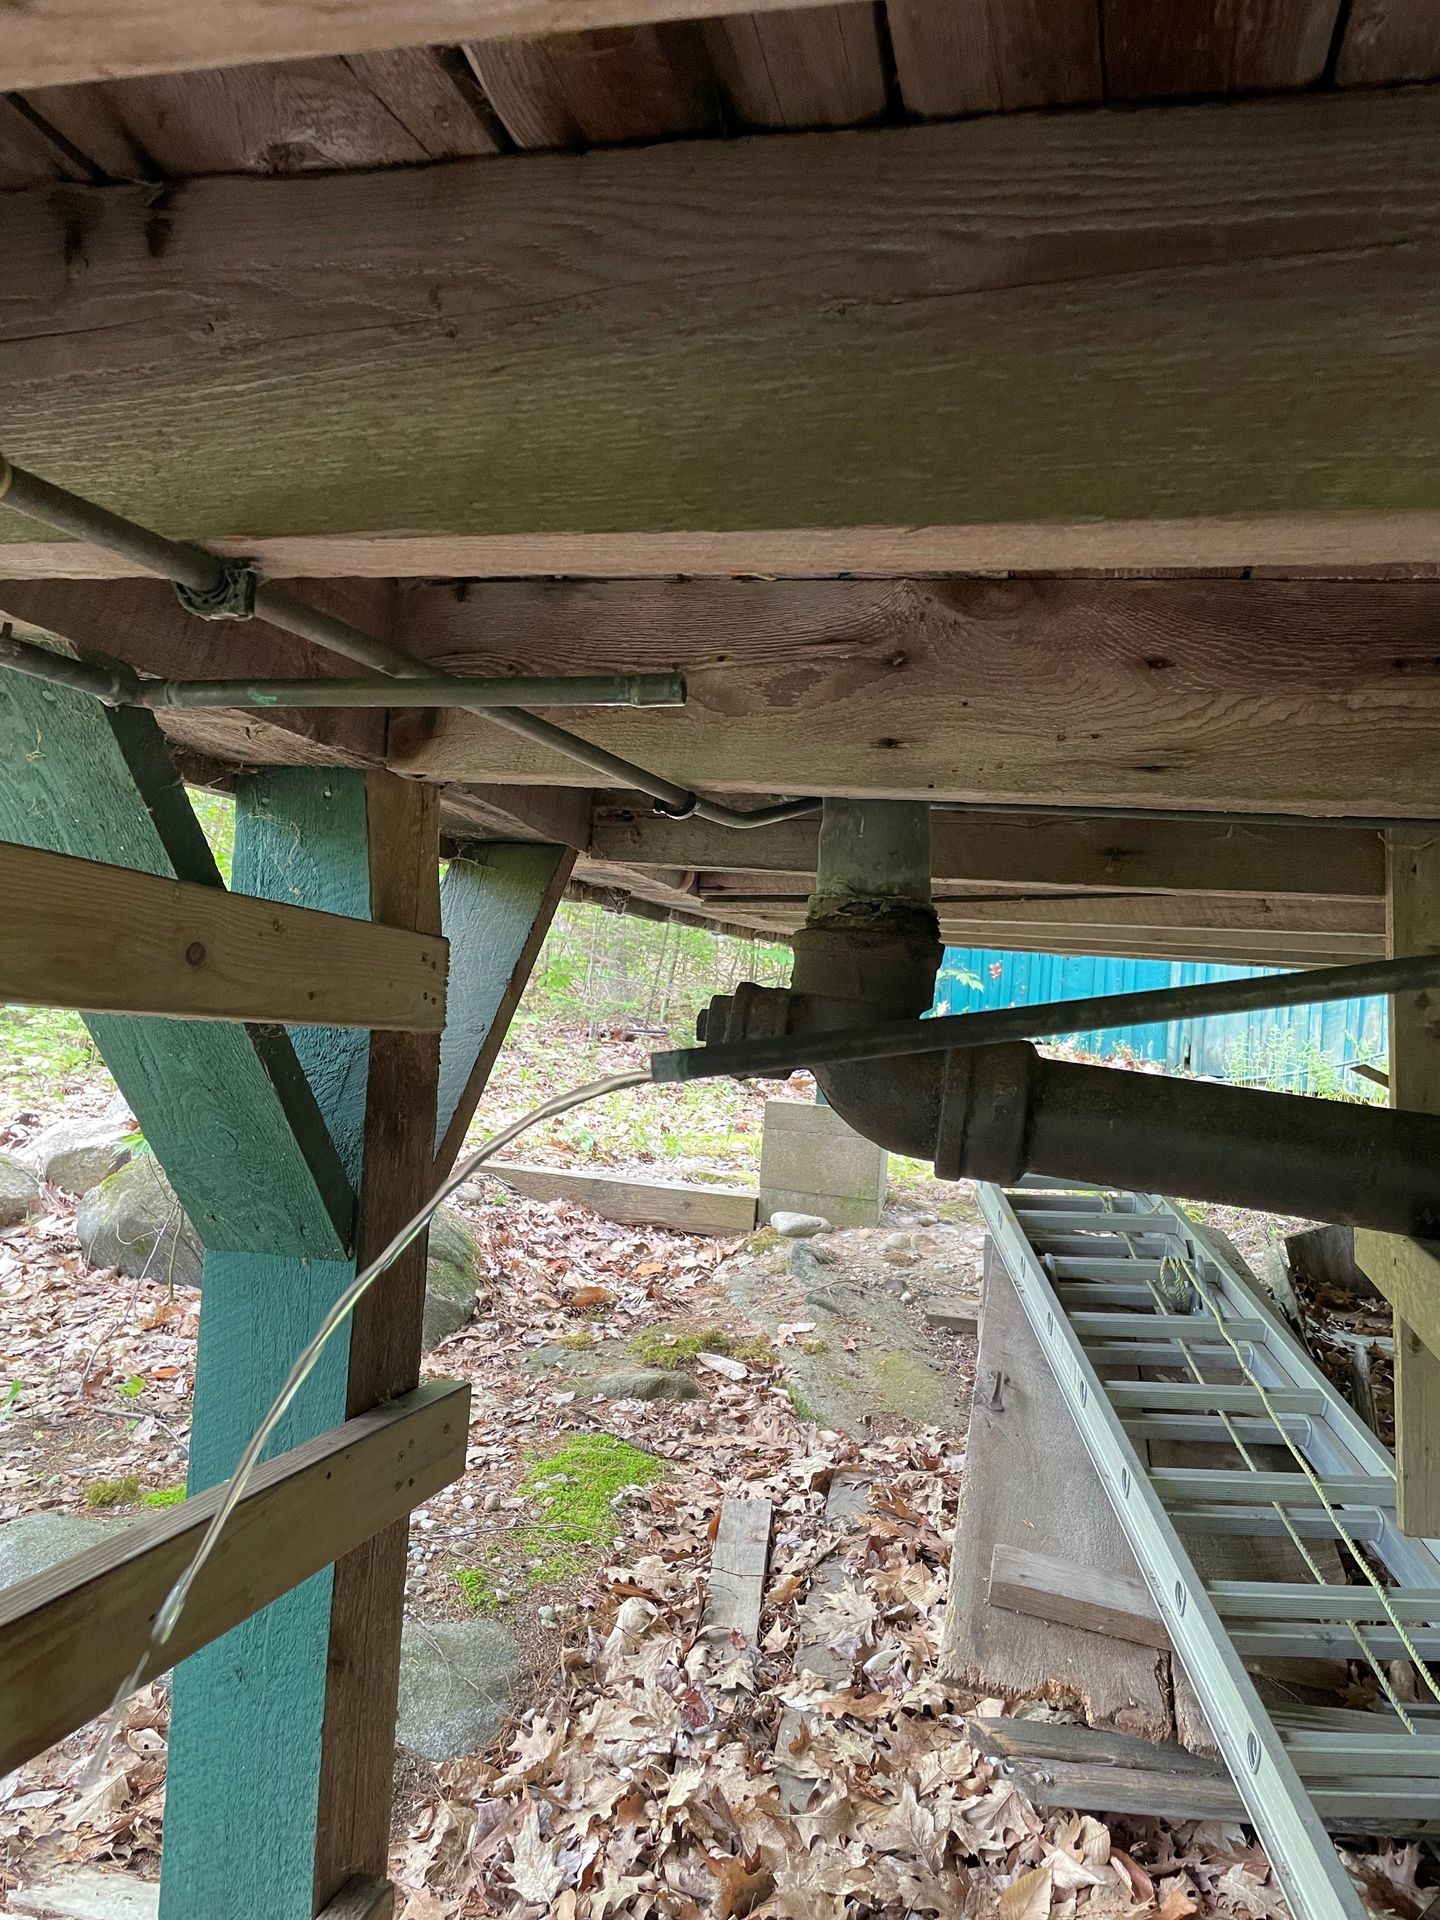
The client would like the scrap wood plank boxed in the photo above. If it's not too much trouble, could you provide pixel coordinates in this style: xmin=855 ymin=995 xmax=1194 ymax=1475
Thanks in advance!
xmin=988 ymin=1545 xmax=1170 ymax=1652
xmin=0 ymin=1379 xmax=468 ymax=1776
xmin=489 ymin=1161 xmax=757 ymax=1236
xmin=924 ymin=1298 xmax=981 ymax=1335
xmin=702 ymin=1495 xmax=773 ymax=1657
xmin=939 ymin=1249 xmax=1177 ymax=1741
xmin=0 ymin=838 xmax=446 ymax=1029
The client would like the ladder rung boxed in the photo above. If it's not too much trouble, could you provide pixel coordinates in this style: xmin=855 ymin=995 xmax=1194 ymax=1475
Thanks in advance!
xmin=1285 ymin=1728 xmax=1440 ymax=1780
xmin=1108 ymin=1383 xmax=1324 ymax=1414
xmin=1233 ymin=1625 xmax=1440 ymax=1661
xmin=1211 ymin=1581 xmax=1440 ymax=1623
xmin=1072 ymin=1312 xmax=1267 ymax=1341
xmin=1153 ymin=1468 xmax=1392 ymax=1506
xmin=1051 ymin=1257 xmax=1169 ymax=1279
xmin=1090 ymin=1341 xmax=1257 ymax=1368
xmin=1172 ymin=1505 xmax=1384 ymax=1540
xmin=1120 ymin=1412 xmax=1313 ymax=1445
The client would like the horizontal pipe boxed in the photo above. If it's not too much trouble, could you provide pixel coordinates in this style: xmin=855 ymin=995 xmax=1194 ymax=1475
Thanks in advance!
xmin=651 ymin=950 xmax=1440 ymax=1082
xmin=0 ymin=631 xmax=684 ymax=711
xmin=0 ymin=456 xmax=816 ymax=833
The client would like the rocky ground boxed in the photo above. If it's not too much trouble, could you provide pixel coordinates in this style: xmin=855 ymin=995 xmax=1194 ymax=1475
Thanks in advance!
xmin=0 ymin=1050 xmax=1428 ymax=1920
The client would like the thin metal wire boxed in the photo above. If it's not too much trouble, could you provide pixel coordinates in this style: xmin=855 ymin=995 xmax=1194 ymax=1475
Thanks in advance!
xmin=84 ymin=1068 xmax=650 ymax=1779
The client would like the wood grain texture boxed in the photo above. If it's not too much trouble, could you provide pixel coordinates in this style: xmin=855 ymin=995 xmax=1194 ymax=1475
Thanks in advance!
xmin=1103 ymin=0 xmax=1338 ymax=99
xmin=701 ymin=1495 xmax=772 ymax=1652
xmin=5 ymin=90 xmax=1440 ymax=569
xmin=315 ymin=774 xmax=443 ymax=1908
xmin=0 ymin=675 xmax=353 ymax=1257
xmin=491 ymin=1160 xmax=756 ymax=1232
xmin=885 ymin=0 xmax=1101 ymax=116
xmin=390 ymin=577 xmax=1440 ymax=817
xmin=940 ymin=1250 xmax=1176 ymax=1736
xmin=988 ymin=1543 xmax=1170 ymax=1650
xmin=592 ymin=809 xmax=1387 ymax=902
xmin=1379 ymin=828 xmax=1440 ymax=1537
xmin=433 ymin=842 xmax=573 ymax=1177
xmin=1337 ymin=1 xmax=1440 ymax=82
xmin=0 ymin=0 xmax=869 ymax=91
xmin=0 ymin=837 xmax=445 ymax=1028
xmin=0 ymin=1381 xmax=466 ymax=1778
xmin=467 ymin=24 xmax=717 ymax=145
xmin=319 ymin=1880 xmax=396 ymax=1920
xmin=702 ymin=5 xmax=885 ymax=128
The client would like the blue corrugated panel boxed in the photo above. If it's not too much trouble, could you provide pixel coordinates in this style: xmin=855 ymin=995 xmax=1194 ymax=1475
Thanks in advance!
xmin=935 ymin=948 xmax=1388 ymax=1092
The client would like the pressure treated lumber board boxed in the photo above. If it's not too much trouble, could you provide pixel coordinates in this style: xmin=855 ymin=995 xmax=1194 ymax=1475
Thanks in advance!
xmin=0 ymin=1380 xmax=467 ymax=1777
xmin=6 ymin=90 xmax=1440 ymax=578
xmin=1376 ymin=828 xmax=1440 ymax=1536
xmin=0 ymin=0 xmax=861 ymax=91
xmin=488 ymin=1161 xmax=757 ymax=1235
xmin=0 ymin=670 xmax=353 ymax=1257
xmin=391 ymin=576 xmax=1440 ymax=819
xmin=0 ymin=839 xmax=446 ymax=1028
xmin=940 ymin=1248 xmax=1176 ymax=1739
xmin=433 ymin=843 xmax=575 ymax=1179
xmin=988 ymin=1544 xmax=1169 ymax=1650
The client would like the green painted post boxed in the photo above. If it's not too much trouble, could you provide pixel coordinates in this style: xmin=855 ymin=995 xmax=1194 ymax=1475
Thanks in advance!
xmin=161 ymin=771 xmax=373 ymax=1920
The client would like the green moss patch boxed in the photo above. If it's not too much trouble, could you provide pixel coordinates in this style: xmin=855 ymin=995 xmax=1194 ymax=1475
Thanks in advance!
xmin=518 ymin=1433 xmax=664 ymax=1583
xmin=453 ymin=1567 xmax=502 ymax=1613
xmin=85 ymin=1474 xmax=140 ymax=1508
xmin=628 ymin=1322 xmax=776 ymax=1373
xmin=142 ymin=1485 xmax=186 ymax=1508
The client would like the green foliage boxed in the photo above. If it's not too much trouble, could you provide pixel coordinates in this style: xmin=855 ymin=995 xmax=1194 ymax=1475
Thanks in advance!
xmin=0 ymin=1380 xmax=23 ymax=1416
xmin=453 ymin=1566 xmax=502 ymax=1613
xmin=119 ymin=1374 xmax=146 ymax=1399
xmin=785 ymin=1384 xmax=816 ymax=1421
xmin=629 ymin=1323 xmax=733 ymax=1371
xmin=517 ymin=1433 xmax=664 ymax=1583
xmin=186 ymin=786 xmax=235 ymax=882
xmin=85 ymin=1474 xmax=141 ymax=1508
xmin=0 ymin=1004 xmax=98 ymax=1102
xmin=1223 ymin=1026 xmax=1386 ymax=1103
xmin=143 ymin=1485 xmax=187 ymax=1508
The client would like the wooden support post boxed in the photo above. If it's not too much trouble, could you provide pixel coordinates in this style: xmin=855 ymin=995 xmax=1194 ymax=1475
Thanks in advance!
xmin=160 ymin=770 xmax=442 ymax=1920
xmin=1381 ymin=830 xmax=1440 ymax=1536
xmin=433 ymin=842 xmax=575 ymax=1178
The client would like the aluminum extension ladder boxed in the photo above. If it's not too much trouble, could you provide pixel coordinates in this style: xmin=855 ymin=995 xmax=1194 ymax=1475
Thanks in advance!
xmin=979 ymin=1178 xmax=1440 ymax=1920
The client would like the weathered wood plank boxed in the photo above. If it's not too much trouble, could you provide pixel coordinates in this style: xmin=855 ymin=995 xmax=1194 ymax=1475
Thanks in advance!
xmin=0 ymin=674 xmax=353 ymax=1258
xmin=701 ymin=1494 xmax=772 ymax=1655
xmin=593 ymin=806 xmax=1387 ymax=903
xmin=885 ymin=0 xmax=1101 ymax=117
xmin=434 ymin=842 xmax=575 ymax=1178
xmin=1103 ymin=0 xmax=1337 ymax=99
xmin=391 ymin=577 xmax=1440 ymax=817
xmin=319 ymin=1880 xmax=395 ymax=1920
xmin=988 ymin=1543 xmax=1170 ymax=1651
xmin=5 ymin=90 xmax=1440 ymax=576
xmin=1337 ymin=1 xmax=1440 ymax=84
xmin=314 ymin=774 xmax=444 ymax=1908
xmin=467 ymin=24 xmax=718 ymax=146
xmin=489 ymin=1160 xmax=757 ymax=1235
xmin=1378 ymin=827 xmax=1440 ymax=1537
xmin=702 ymin=5 xmax=886 ymax=128
xmin=0 ymin=1380 xmax=467 ymax=1778
xmin=0 ymin=838 xmax=445 ymax=1029
xmin=941 ymin=1249 xmax=1176 ymax=1736
xmin=0 ymin=0 xmax=868 ymax=91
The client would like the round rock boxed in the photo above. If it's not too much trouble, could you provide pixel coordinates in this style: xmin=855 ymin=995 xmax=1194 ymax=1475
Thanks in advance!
xmin=768 ymin=1210 xmax=831 ymax=1238
xmin=0 ymin=1153 xmax=42 ymax=1230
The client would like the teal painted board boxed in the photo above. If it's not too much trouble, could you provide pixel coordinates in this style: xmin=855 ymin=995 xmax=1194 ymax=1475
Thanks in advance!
xmin=0 ymin=668 xmax=353 ymax=1256
xmin=435 ymin=842 xmax=569 ymax=1161
xmin=160 ymin=772 xmax=374 ymax=1920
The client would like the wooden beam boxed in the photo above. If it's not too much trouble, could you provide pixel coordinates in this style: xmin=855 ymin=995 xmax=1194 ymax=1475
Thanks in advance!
xmin=591 ymin=807 xmax=1386 ymax=903
xmin=988 ymin=1543 xmax=1170 ymax=1651
xmin=1352 ymin=1233 xmax=1440 ymax=1396
xmin=0 ymin=839 xmax=446 ymax=1029
xmin=0 ymin=673 xmax=353 ymax=1258
xmin=1371 ymin=823 xmax=1440 ymax=1536
xmin=391 ymin=577 xmax=1440 ymax=817
xmin=0 ymin=1380 xmax=467 ymax=1778
xmin=433 ymin=842 xmax=575 ymax=1178
xmin=5 ymin=90 xmax=1440 ymax=578
xmin=490 ymin=1161 xmax=757 ymax=1235
xmin=0 ymin=0 xmax=857 ymax=92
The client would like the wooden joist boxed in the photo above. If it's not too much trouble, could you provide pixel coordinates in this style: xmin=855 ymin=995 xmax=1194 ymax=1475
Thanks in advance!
xmin=488 ymin=1161 xmax=758 ymax=1236
xmin=4 ymin=90 xmax=1440 ymax=580
xmin=592 ymin=808 xmax=1386 ymax=904
xmin=0 ymin=839 xmax=447 ymax=1029
xmin=0 ymin=0 xmax=853 ymax=92
xmin=390 ymin=576 xmax=1440 ymax=818
xmin=0 ymin=1380 xmax=468 ymax=1777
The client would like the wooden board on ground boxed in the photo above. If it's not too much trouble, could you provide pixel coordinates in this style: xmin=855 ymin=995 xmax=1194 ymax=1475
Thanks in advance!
xmin=775 ymin=1471 xmax=869 ymax=1809
xmin=924 ymin=1299 xmax=981 ymax=1335
xmin=319 ymin=1880 xmax=395 ymax=1920
xmin=939 ymin=1249 xmax=1175 ymax=1741
xmin=489 ymin=1161 xmax=757 ymax=1236
xmin=701 ymin=1495 xmax=772 ymax=1660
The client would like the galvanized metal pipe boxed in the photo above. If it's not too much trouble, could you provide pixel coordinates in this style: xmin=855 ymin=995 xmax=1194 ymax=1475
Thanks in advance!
xmin=651 ymin=950 xmax=1440 ymax=1082
xmin=0 ymin=631 xmax=684 ymax=711
xmin=0 ymin=455 xmax=817 ymax=831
